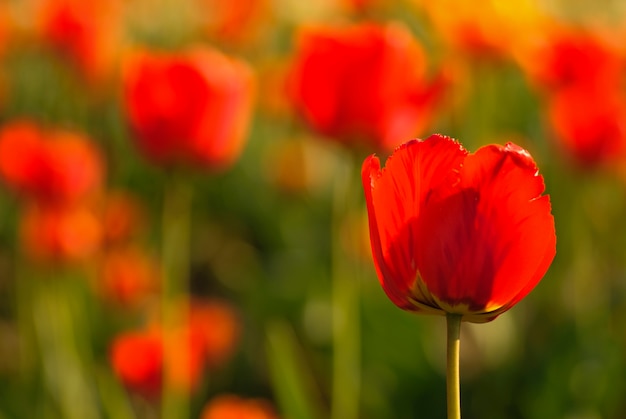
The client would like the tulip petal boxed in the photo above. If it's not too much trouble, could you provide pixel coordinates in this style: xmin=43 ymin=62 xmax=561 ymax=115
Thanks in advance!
xmin=416 ymin=142 xmax=556 ymax=320
xmin=362 ymin=134 xmax=467 ymax=311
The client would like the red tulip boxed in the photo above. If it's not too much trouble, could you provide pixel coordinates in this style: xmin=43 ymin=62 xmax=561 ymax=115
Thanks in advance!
xmin=201 ymin=394 xmax=279 ymax=419
xmin=19 ymin=203 xmax=102 ymax=264
xmin=123 ymin=46 xmax=255 ymax=171
xmin=0 ymin=121 xmax=104 ymax=205
xmin=99 ymin=246 xmax=159 ymax=308
xmin=36 ymin=0 xmax=124 ymax=83
xmin=110 ymin=330 xmax=163 ymax=398
xmin=517 ymin=24 xmax=624 ymax=94
xmin=546 ymin=84 xmax=626 ymax=169
xmin=288 ymin=22 xmax=447 ymax=150
xmin=362 ymin=134 xmax=556 ymax=322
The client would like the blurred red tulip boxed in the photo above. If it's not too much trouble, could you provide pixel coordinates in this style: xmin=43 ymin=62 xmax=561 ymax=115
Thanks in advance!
xmin=162 ymin=321 xmax=209 ymax=393
xmin=110 ymin=330 xmax=163 ymax=399
xmin=20 ymin=203 xmax=102 ymax=264
xmin=35 ymin=0 xmax=124 ymax=83
xmin=0 ymin=121 xmax=104 ymax=205
xmin=101 ymin=191 xmax=146 ymax=246
xmin=288 ymin=22 xmax=447 ymax=151
xmin=201 ymin=394 xmax=279 ymax=419
xmin=110 ymin=323 xmax=206 ymax=397
xmin=362 ymin=134 xmax=556 ymax=322
xmin=188 ymin=299 xmax=240 ymax=368
xmin=99 ymin=246 xmax=159 ymax=308
xmin=123 ymin=46 xmax=255 ymax=171
xmin=547 ymin=84 xmax=626 ymax=168
xmin=516 ymin=24 xmax=624 ymax=93
xmin=110 ymin=298 xmax=239 ymax=397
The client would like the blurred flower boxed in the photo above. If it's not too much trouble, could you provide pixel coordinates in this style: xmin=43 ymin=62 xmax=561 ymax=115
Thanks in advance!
xmin=110 ymin=323 xmax=205 ymax=397
xmin=0 ymin=4 xmax=14 ymax=55
xmin=110 ymin=329 xmax=163 ymax=399
xmin=287 ymin=22 xmax=447 ymax=151
xmin=0 ymin=120 xmax=104 ymax=206
xmin=122 ymin=46 xmax=255 ymax=171
xmin=162 ymin=319 xmax=209 ymax=392
xmin=200 ymin=394 xmax=279 ymax=419
xmin=546 ymin=84 xmax=626 ymax=168
xmin=110 ymin=298 xmax=239 ymax=396
xmin=196 ymin=0 xmax=272 ymax=48
xmin=362 ymin=134 xmax=556 ymax=323
xmin=416 ymin=0 xmax=548 ymax=59
xmin=19 ymin=203 xmax=102 ymax=264
xmin=101 ymin=191 xmax=146 ymax=246
xmin=188 ymin=299 xmax=240 ymax=368
xmin=515 ymin=23 xmax=625 ymax=93
xmin=34 ymin=0 xmax=125 ymax=84
xmin=98 ymin=246 xmax=159 ymax=308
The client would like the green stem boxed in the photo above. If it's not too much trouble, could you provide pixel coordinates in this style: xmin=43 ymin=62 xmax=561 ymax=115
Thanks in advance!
xmin=330 ymin=154 xmax=360 ymax=419
xmin=161 ymin=175 xmax=193 ymax=419
xmin=446 ymin=313 xmax=462 ymax=419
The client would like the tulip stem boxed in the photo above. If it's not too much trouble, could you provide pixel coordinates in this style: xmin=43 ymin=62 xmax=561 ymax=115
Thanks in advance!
xmin=161 ymin=175 xmax=193 ymax=419
xmin=331 ymin=154 xmax=360 ymax=419
xmin=446 ymin=313 xmax=462 ymax=419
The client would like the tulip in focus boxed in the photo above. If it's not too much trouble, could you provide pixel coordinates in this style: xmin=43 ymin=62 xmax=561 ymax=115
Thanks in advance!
xmin=123 ymin=46 xmax=255 ymax=171
xmin=288 ymin=22 xmax=447 ymax=151
xmin=362 ymin=134 xmax=556 ymax=323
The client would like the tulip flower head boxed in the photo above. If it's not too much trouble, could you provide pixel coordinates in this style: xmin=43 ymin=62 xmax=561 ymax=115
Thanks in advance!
xmin=0 ymin=121 xmax=104 ymax=206
xmin=110 ymin=330 xmax=163 ymax=398
xmin=201 ymin=394 xmax=279 ymax=419
xmin=123 ymin=46 xmax=255 ymax=171
xmin=362 ymin=134 xmax=556 ymax=322
xmin=288 ymin=22 xmax=447 ymax=151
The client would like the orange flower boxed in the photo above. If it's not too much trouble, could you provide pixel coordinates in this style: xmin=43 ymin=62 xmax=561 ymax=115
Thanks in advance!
xmin=35 ymin=0 xmax=124 ymax=83
xmin=0 ymin=121 xmax=104 ymax=206
xmin=287 ymin=22 xmax=447 ymax=151
xmin=19 ymin=203 xmax=102 ymax=264
xmin=101 ymin=191 xmax=146 ymax=246
xmin=416 ymin=0 xmax=547 ymax=59
xmin=110 ymin=330 xmax=163 ymax=399
xmin=162 ymin=321 xmax=209 ymax=392
xmin=99 ymin=246 xmax=159 ymax=308
xmin=123 ymin=46 xmax=255 ymax=171
xmin=201 ymin=394 xmax=279 ymax=419
xmin=188 ymin=299 xmax=240 ymax=368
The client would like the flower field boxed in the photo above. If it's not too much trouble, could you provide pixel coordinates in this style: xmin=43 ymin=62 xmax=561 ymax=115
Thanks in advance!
xmin=0 ymin=0 xmax=624 ymax=418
